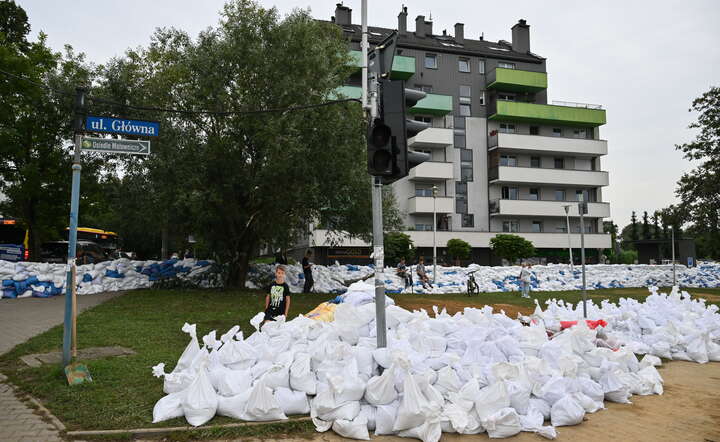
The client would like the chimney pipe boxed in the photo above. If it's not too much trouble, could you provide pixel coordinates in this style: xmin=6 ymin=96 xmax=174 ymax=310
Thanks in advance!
xmin=415 ymin=15 xmax=432 ymax=37
xmin=454 ymin=23 xmax=464 ymax=43
xmin=511 ymin=19 xmax=530 ymax=53
xmin=398 ymin=6 xmax=407 ymax=34
xmin=334 ymin=3 xmax=352 ymax=26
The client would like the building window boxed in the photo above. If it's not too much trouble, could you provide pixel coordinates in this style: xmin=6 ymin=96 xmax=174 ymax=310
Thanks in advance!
xmin=459 ymin=103 xmax=471 ymax=116
xmin=499 ymin=123 xmax=516 ymax=133
xmin=531 ymin=221 xmax=543 ymax=233
xmin=459 ymin=85 xmax=472 ymax=98
xmin=462 ymin=214 xmax=474 ymax=228
xmin=415 ymin=223 xmax=433 ymax=231
xmin=455 ymin=182 xmax=468 ymax=214
xmin=498 ymin=61 xmax=516 ymax=69
xmin=500 ymin=155 xmax=517 ymax=166
xmin=479 ymin=91 xmax=486 ymax=106
xmin=502 ymin=220 xmax=520 ymax=232
xmin=415 ymin=185 xmax=434 ymax=197
xmin=424 ymin=53 xmax=437 ymax=69
xmin=530 ymin=126 xmax=539 ymax=135
xmin=414 ymin=115 xmax=432 ymax=124
xmin=554 ymin=157 xmax=565 ymax=169
xmin=479 ymin=59 xmax=486 ymax=74
xmin=529 ymin=188 xmax=539 ymax=200
xmin=461 ymin=149 xmax=473 ymax=181
xmin=556 ymin=226 xmax=568 ymax=233
xmin=454 ymin=132 xmax=466 ymax=148
xmin=530 ymin=156 xmax=541 ymax=168
xmin=498 ymin=93 xmax=515 ymax=101
xmin=555 ymin=189 xmax=566 ymax=201
xmin=502 ymin=186 xmax=519 ymax=200
xmin=454 ymin=116 xmax=465 ymax=129
xmin=573 ymin=128 xmax=587 ymax=139
xmin=576 ymin=189 xmax=589 ymax=202
xmin=458 ymin=57 xmax=470 ymax=73
xmin=552 ymin=128 xmax=563 ymax=137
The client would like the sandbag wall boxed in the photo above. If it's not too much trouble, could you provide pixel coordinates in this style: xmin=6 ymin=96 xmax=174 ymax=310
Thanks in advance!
xmin=0 ymin=258 xmax=213 ymax=299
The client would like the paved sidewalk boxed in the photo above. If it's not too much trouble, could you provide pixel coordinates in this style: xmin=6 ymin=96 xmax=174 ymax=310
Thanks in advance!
xmin=0 ymin=292 xmax=125 ymax=441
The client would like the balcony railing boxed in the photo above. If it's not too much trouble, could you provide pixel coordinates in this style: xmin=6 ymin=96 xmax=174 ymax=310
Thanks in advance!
xmin=551 ymin=100 xmax=603 ymax=110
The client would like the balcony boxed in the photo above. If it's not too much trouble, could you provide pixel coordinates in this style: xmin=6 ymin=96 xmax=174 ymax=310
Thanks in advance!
xmin=408 ymin=162 xmax=454 ymax=181
xmin=489 ymin=165 xmax=609 ymax=187
xmin=489 ymin=100 xmax=606 ymax=127
xmin=349 ymin=51 xmax=415 ymax=80
xmin=486 ymin=67 xmax=547 ymax=93
xmin=489 ymin=199 xmax=610 ymax=218
xmin=408 ymin=127 xmax=453 ymax=149
xmin=408 ymin=93 xmax=453 ymax=116
xmin=408 ymin=196 xmax=454 ymax=214
xmin=488 ymin=132 xmax=608 ymax=157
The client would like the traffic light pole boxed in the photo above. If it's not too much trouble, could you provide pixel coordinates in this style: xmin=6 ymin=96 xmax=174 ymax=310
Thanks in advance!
xmin=362 ymin=0 xmax=388 ymax=349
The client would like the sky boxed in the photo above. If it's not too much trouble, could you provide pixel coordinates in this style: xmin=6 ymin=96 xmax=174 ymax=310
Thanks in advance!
xmin=18 ymin=0 xmax=720 ymax=228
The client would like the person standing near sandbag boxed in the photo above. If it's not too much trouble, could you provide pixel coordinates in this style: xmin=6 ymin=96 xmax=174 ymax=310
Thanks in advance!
xmin=519 ymin=263 xmax=532 ymax=298
xmin=302 ymin=250 xmax=314 ymax=293
xmin=262 ymin=265 xmax=291 ymax=327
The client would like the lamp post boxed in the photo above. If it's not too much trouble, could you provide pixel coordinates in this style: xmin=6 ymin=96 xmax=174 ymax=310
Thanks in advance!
xmin=671 ymin=227 xmax=676 ymax=287
xmin=578 ymin=199 xmax=588 ymax=319
xmin=562 ymin=205 xmax=574 ymax=271
xmin=432 ymin=184 xmax=438 ymax=284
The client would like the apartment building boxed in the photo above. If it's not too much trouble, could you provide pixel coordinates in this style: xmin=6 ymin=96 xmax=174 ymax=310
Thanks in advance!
xmin=302 ymin=4 xmax=611 ymax=265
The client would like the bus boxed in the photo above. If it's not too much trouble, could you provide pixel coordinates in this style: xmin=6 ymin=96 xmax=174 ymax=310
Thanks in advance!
xmin=0 ymin=218 xmax=29 ymax=262
xmin=69 ymin=227 xmax=120 ymax=256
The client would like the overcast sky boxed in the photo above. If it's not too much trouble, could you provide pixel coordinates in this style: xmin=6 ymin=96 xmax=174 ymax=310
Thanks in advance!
xmin=18 ymin=0 xmax=720 ymax=228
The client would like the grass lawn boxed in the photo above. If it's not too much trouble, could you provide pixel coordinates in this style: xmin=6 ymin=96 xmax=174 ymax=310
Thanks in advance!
xmin=0 ymin=286 xmax=718 ymax=438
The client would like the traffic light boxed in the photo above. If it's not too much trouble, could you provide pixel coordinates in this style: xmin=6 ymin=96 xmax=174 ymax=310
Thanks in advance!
xmin=367 ymin=32 xmax=431 ymax=183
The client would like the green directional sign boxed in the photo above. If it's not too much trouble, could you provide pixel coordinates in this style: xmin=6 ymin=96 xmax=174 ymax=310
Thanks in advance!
xmin=81 ymin=136 xmax=150 ymax=155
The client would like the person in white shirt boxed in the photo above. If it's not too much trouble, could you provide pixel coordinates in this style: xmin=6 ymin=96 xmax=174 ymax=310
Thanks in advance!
xmin=519 ymin=263 xmax=532 ymax=298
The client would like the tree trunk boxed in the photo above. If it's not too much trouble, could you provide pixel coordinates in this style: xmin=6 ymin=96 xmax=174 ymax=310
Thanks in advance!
xmin=226 ymin=240 xmax=256 ymax=289
xmin=161 ymin=226 xmax=168 ymax=260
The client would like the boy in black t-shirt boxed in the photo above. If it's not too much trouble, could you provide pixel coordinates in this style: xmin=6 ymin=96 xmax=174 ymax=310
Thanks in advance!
xmin=262 ymin=265 xmax=291 ymax=327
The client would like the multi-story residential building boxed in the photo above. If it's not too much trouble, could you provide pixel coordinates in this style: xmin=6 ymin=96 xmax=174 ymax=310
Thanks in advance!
xmin=300 ymin=4 xmax=611 ymax=265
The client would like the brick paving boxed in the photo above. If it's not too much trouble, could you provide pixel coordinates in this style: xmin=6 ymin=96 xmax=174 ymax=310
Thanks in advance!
xmin=0 ymin=292 xmax=125 ymax=441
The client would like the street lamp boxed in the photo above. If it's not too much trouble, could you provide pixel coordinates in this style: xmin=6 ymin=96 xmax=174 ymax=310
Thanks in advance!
xmin=432 ymin=184 xmax=438 ymax=284
xmin=562 ymin=205 xmax=574 ymax=271
xmin=578 ymin=198 xmax=588 ymax=319
xmin=671 ymin=227 xmax=676 ymax=287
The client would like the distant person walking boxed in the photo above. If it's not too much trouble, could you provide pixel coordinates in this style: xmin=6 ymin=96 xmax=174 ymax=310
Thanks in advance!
xmin=302 ymin=250 xmax=314 ymax=293
xmin=519 ymin=263 xmax=532 ymax=298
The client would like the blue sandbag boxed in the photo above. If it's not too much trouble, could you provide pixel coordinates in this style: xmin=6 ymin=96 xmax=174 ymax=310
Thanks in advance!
xmin=3 ymin=288 xmax=18 ymax=298
xmin=26 ymin=275 xmax=39 ymax=285
xmin=2 ymin=279 xmax=13 ymax=287
xmin=105 ymin=270 xmax=124 ymax=278
xmin=196 ymin=260 xmax=210 ymax=267
xmin=385 ymin=288 xmax=402 ymax=294
xmin=345 ymin=264 xmax=360 ymax=271
xmin=82 ymin=273 xmax=93 ymax=282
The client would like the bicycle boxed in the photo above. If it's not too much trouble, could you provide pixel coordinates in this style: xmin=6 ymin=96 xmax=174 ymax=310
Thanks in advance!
xmin=466 ymin=270 xmax=479 ymax=296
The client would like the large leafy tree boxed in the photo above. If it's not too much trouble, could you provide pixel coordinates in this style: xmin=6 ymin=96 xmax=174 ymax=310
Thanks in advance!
xmin=93 ymin=0 xmax=381 ymax=285
xmin=675 ymin=86 xmax=720 ymax=259
xmin=0 ymin=1 xmax=99 ymax=259
xmin=490 ymin=234 xmax=535 ymax=265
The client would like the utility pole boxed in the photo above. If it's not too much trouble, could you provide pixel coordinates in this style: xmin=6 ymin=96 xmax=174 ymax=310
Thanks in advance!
xmin=578 ymin=201 xmax=588 ymax=319
xmin=63 ymin=87 xmax=85 ymax=367
xmin=363 ymin=0 xmax=387 ymax=349
xmin=671 ymin=227 xmax=676 ymax=287
xmin=563 ymin=205 xmax=574 ymax=271
xmin=432 ymin=184 xmax=437 ymax=284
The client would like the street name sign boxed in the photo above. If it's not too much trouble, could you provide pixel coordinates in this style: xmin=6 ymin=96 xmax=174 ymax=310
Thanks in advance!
xmin=86 ymin=116 xmax=160 ymax=137
xmin=81 ymin=136 xmax=150 ymax=155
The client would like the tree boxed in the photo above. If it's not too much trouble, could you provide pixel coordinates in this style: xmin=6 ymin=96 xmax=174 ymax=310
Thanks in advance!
xmin=0 ymin=1 xmax=100 ymax=259
xmin=675 ymin=86 xmax=720 ymax=259
xmin=446 ymin=238 xmax=471 ymax=265
xmin=652 ymin=212 xmax=661 ymax=240
xmin=490 ymin=234 xmax=535 ymax=265
xmin=630 ymin=211 xmax=639 ymax=241
xmin=92 ymin=0 xmax=379 ymax=286
xmin=641 ymin=211 xmax=650 ymax=240
xmin=384 ymin=231 xmax=414 ymax=266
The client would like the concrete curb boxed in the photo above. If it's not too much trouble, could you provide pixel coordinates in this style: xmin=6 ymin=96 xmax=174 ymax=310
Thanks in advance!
xmin=65 ymin=417 xmax=312 ymax=438
xmin=0 ymin=371 xmax=67 ymax=433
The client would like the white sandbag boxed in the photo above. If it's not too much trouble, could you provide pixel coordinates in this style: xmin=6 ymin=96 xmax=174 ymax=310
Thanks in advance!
xmin=152 ymin=391 xmax=185 ymax=423
xmin=687 ymin=333 xmax=710 ymax=363
xmin=215 ymin=368 xmax=252 ymax=397
xmin=182 ymin=365 xmax=218 ymax=427
xmin=528 ymin=397 xmax=551 ymax=420
xmin=319 ymin=400 xmax=361 ymax=421
xmin=365 ymin=366 xmax=397 ymax=405
xmin=435 ymin=365 xmax=462 ymax=394
xmin=359 ymin=404 xmax=377 ymax=432
xmin=290 ymin=352 xmax=317 ymax=395
xmin=550 ymin=395 xmax=585 ymax=427
xmin=274 ymin=387 xmax=310 ymax=415
xmin=398 ymin=418 xmax=443 ymax=442
xmin=241 ymin=379 xmax=287 ymax=421
xmin=393 ymin=373 xmax=430 ymax=431
xmin=262 ymin=363 xmax=290 ymax=389
xmin=375 ymin=401 xmax=400 ymax=435
xmin=175 ymin=323 xmax=200 ymax=372
xmin=639 ymin=354 xmax=662 ymax=369
xmin=217 ymin=390 xmax=252 ymax=419
xmin=484 ymin=407 xmax=522 ymax=439
xmin=332 ymin=415 xmax=370 ymax=440
xmin=475 ymin=381 xmax=510 ymax=421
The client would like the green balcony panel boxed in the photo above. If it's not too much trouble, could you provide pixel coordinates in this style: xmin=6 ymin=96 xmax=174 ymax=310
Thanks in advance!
xmin=489 ymin=100 xmax=606 ymax=127
xmin=348 ymin=51 xmax=415 ymax=79
xmin=487 ymin=67 xmax=547 ymax=93
xmin=332 ymin=85 xmax=362 ymax=100
xmin=409 ymin=93 xmax=453 ymax=116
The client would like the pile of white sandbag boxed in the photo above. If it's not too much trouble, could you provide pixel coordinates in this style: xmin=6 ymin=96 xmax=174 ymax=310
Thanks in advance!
xmin=151 ymin=287 xmax=719 ymax=440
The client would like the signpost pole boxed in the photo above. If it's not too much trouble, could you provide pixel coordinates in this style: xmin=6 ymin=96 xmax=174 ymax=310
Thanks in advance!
xmin=63 ymin=88 xmax=85 ymax=367
xmin=671 ymin=228 xmax=676 ymax=287
xmin=579 ymin=203 xmax=587 ymax=319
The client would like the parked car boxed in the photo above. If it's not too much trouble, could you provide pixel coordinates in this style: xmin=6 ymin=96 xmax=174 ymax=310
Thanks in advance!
xmin=40 ymin=241 xmax=108 ymax=264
